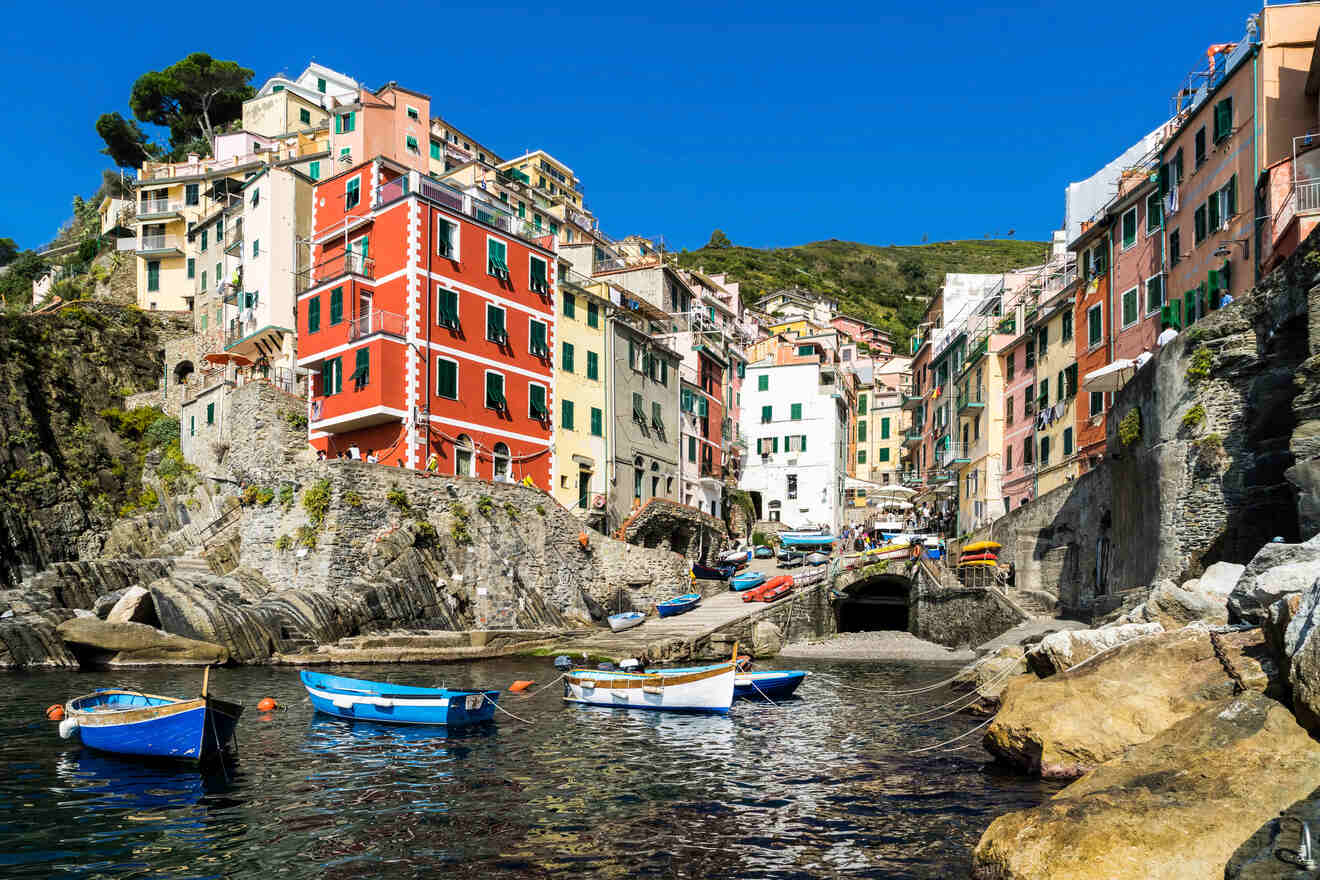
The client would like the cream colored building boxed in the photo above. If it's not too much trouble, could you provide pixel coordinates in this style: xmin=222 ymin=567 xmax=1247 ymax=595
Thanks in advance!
xmin=1030 ymin=283 xmax=1080 ymax=496
xmin=552 ymin=269 xmax=615 ymax=517
xmin=953 ymin=310 xmax=1012 ymax=532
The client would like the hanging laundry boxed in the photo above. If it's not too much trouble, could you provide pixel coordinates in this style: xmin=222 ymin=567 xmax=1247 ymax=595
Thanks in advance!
xmin=1165 ymin=183 xmax=1179 ymax=216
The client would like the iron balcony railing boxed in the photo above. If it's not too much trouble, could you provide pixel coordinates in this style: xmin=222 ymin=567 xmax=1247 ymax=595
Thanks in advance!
xmin=138 ymin=198 xmax=184 ymax=216
xmin=1297 ymin=178 xmax=1320 ymax=214
xmin=138 ymin=234 xmax=182 ymax=252
xmin=349 ymin=309 xmax=406 ymax=340
xmin=940 ymin=442 xmax=971 ymax=468
xmin=299 ymin=252 xmax=375 ymax=291
xmin=371 ymin=172 xmax=557 ymax=249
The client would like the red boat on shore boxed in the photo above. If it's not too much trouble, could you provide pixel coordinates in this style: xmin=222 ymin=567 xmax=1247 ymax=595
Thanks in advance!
xmin=742 ymin=575 xmax=794 ymax=603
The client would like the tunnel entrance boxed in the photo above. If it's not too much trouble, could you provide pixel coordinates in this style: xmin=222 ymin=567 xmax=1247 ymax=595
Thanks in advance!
xmin=836 ymin=574 xmax=913 ymax=633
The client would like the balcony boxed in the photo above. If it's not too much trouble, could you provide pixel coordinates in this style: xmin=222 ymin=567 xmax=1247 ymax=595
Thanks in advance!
xmin=348 ymin=309 xmax=406 ymax=341
xmin=940 ymin=442 xmax=971 ymax=468
xmin=902 ymin=427 xmax=924 ymax=448
xmin=956 ymin=390 xmax=986 ymax=414
xmin=136 ymin=234 xmax=184 ymax=256
xmin=299 ymin=252 xmax=375 ymax=291
xmin=901 ymin=388 xmax=924 ymax=411
xmin=224 ymin=219 xmax=244 ymax=254
xmin=138 ymin=198 xmax=185 ymax=219
xmin=371 ymin=171 xmax=557 ymax=250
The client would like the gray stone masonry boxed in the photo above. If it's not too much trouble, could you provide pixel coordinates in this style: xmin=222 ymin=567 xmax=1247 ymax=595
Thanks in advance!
xmin=619 ymin=497 xmax=728 ymax=563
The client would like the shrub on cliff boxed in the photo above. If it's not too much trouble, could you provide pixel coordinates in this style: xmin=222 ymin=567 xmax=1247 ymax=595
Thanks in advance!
xmin=1118 ymin=408 xmax=1142 ymax=447
xmin=1187 ymin=347 xmax=1213 ymax=383
xmin=302 ymin=480 xmax=331 ymax=527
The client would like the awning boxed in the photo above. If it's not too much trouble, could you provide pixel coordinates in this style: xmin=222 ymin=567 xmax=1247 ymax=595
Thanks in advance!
xmin=1083 ymin=358 xmax=1135 ymax=393
xmin=872 ymin=484 xmax=916 ymax=497
xmin=204 ymin=352 xmax=254 ymax=367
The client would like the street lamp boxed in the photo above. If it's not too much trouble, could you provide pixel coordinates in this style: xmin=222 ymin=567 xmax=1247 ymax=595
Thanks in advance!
xmin=1213 ymin=238 xmax=1249 ymax=259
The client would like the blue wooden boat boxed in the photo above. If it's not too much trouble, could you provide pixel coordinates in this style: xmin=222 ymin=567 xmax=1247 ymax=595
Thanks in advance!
xmin=779 ymin=533 xmax=836 ymax=548
xmin=753 ymin=545 xmax=774 ymax=558
xmin=692 ymin=562 xmax=733 ymax=580
xmin=656 ymin=593 xmax=701 ymax=618
xmin=61 ymin=670 xmax=242 ymax=762
xmin=735 ymin=670 xmax=809 ymax=700
xmin=730 ymin=571 xmax=766 ymax=591
xmin=300 ymin=670 xmax=499 ymax=727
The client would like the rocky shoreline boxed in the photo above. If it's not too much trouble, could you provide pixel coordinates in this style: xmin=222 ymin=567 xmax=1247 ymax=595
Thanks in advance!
xmin=960 ymin=536 xmax=1320 ymax=879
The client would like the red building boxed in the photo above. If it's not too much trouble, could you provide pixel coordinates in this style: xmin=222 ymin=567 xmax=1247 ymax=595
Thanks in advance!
xmin=298 ymin=158 xmax=558 ymax=485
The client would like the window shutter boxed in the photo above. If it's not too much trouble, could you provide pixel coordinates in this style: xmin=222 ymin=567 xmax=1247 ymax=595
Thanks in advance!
xmin=321 ymin=360 xmax=333 ymax=395
xmin=354 ymin=348 xmax=369 ymax=384
xmin=591 ymin=407 xmax=602 ymax=436
xmin=879 ymin=447 xmax=889 ymax=462
xmin=761 ymin=405 xmax=772 ymax=423
xmin=1227 ymin=175 xmax=1237 ymax=216
xmin=800 ymin=435 xmax=806 ymax=452
xmin=562 ymin=341 xmax=573 ymax=371
xmin=562 ymin=399 xmax=574 ymax=430
xmin=758 ymin=374 xmax=768 ymax=392
xmin=437 ymin=359 xmax=457 ymax=398
xmin=308 ymin=298 xmax=320 ymax=332
xmin=772 ymin=437 xmax=779 ymax=453
xmin=1208 ymin=192 xmax=1220 ymax=232
xmin=881 ymin=417 xmax=890 ymax=439
xmin=791 ymin=403 xmax=802 ymax=420
xmin=329 ymin=288 xmax=342 ymax=324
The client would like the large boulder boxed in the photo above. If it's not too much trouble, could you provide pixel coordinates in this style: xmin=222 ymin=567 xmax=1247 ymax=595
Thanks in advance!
xmin=1031 ymin=622 xmax=1163 ymax=675
xmin=1283 ymin=580 xmax=1320 ymax=733
xmin=147 ymin=576 xmax=280 ymax=662
xmin=105 ymin=586 xmax=157 ymax=625
xmin=56 ymin=617 xmax=229 ymax=666
xmin=953 ymin=645 xmax=1028 ymax=715
xmin=1144 ymin=581 xmax=1228 ymax=629
xmin=1199 ymin=561 xmax=1245 ymax=597
xmin=984 ymin=625 xmax=1279 ymax=778
xmin=0 ymin=609 xmax=79 ymax=669
xmin=1229 ymin=534 xmax=1320 ymax=624
xmin=972 ymin=691 xmax=1320 ymax=880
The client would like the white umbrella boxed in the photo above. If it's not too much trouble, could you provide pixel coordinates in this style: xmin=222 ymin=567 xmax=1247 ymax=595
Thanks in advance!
xmin=1083 ymin=359 xmax=1135 ymax=394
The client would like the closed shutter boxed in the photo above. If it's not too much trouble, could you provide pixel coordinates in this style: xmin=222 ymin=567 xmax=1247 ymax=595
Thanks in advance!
xmin=587 ymin=351 xmax=598 ymax=380
xmin=308 ymin=298 xmax=320 ymax=333
xmin=436 ymin=359 xmax=457 ymax=399
xmin=790 ymin=403 xmax=802 ymax=420
xmin=591 ymin=407 xmax=602 ymax=437
xmin=1208 ymin=191 xmax=1220 ymax=231
xmin=881 ymin=417 xmax=890 ymax=439
xmin=761 ymin=405 xmax=772 ymax=423
xmin=329 ymin=288 xmax=342 ymax=324
xmin=562 ymin=399 xmax=574 ymax=430
xmin=879 ymin=447 xmax=889 ymax=462
xmin=529 ymin=384 xmax=546 ymax=419
xmin=353 ymin=348 xmax=369 ymax=386
xmin=758 ymin=374 xmax=768 ymax=391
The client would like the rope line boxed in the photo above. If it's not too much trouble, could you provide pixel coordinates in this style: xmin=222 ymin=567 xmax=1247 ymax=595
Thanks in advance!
xmin=748 ymin=679 xmax=780 ymax=708
xmin=894 ymin=662 xmax=1023 ymax=721
xmin=516 ymin=674 xmax=567 ymax=699
xmin=483 ymin=694 xmax=536 ymax=724
xmin=906 ymin=717 xmax=993 ymax=754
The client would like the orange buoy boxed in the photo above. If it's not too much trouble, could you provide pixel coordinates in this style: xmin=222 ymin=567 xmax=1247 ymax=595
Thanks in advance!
xmin=508 ymin=680 xmax=535 ymax=693
xmin=46 ymin=704 xmax=64 ymax=722
xmin=578 ymin=532 xmax=589 ymax=550
xmin=257 ymin=697 xmax=278 ymax=712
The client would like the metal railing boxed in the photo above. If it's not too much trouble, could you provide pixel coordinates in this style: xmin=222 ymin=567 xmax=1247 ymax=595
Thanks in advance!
xmin=138 ymin=234 xmax=182 ymax=251
xmin=940 ymin=442 xmax=971 ymax=468
xmin=299 ymin=252 xmax=375 ymax=290
xmin=139 ymin=198 xmax=184 ymax=216
xmin=349 ymin=309 xmax=406 ymax=340
xmin=225 ymin=318 xmax=259 ymax=347
xmin=371 ymin=172 xmax=557 ymax=249
xmin=1298 ymin=178 xmax=1320 ymax=214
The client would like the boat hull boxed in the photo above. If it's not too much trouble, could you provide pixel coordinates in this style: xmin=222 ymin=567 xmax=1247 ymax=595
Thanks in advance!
xmin=68 ymin=692 xmax=242 ymax=762
xmin=691 ymin=564 xmax=732 ymax=581
xmin=608 ymin=612 xmax=646 ymax=632
xmin=656 ymin=593 xmax=702 ymax=618
xmin=730 ymin=573 xmax=766 ymax=591
xmin=564 ymin=662 xmax=735 ymax=713
xmin=742 ymin=575 xmax=791 ymax=602
xmin=779 ymin=533 xmax=836 ymax=548
xmin=301 ymin=671 xmax=498 ymax=727
xmin=735 ymin=671 xmax=808 ymax=700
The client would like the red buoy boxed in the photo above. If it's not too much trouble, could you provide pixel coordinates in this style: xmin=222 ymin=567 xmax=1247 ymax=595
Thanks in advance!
xmin=508 ymin=680 xmax=535 ymax=693
xmin=46 ymin=704 xmax=64 ymax=722
xmin=257 ymin=697 xmax=278 ymax=712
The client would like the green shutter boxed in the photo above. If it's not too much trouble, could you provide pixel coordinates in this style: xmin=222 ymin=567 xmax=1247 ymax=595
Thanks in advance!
xmin=791 ymin=403 xmax=802 ymax=420
xmin=591 ymin=407 xmax=603 ymax=436
xmin=487 ymin=372 xmax=507 ymax=410
xmin=147 ymin=261 xmax=160 ymax=292
xmin=437 ymin=359 xmax=457 ymax=399
xmin=587 ymin=302 xmax=598 ymax=327
xmin=857 ymin=394 xmax=867 ymax=414
xmin=858 ymin=421 xmax=867 ymax=442
xmin=761 ymin=405 xmax=772 ymax=423
xmin=858 ymin=450 xmax=866 ymax=464
xmin=799 ymin=435 xmax=805 ymax=452
xmin=587 ymin=351 xmax=599 ymax=380
xmin=563 ymin=292 xmax=575 ymax=317
xmin=758 ymin=374 xmax=768 ymax=391
xmin=688 ymin=436 xmax=697 ymax=462
xmin=881 ymin=417 xmax=890 ymax=439
xmin=353 ymin=348 xmax=369 ymax=385
xmin=187 ymin=258 xmax=195 ymax=279
xmin=1227 ymin=175 xmax=1237 ymax=216
xmin=632 ymin=392 xmax=644 ymax=420
xmin=308 ymin=297 xmax=321 ymax=333
xmin=562 ymin=341 xmax=574 ymax=372
xmin=206 ymin=402 xmax=215 ymax=424
xmin=1208 ymin=191 xmax=1220 ymax=231
xmin=1064 ymin=428 xmax=1074 ymax=456
xmin=329 ymin=288 xmax=343 ymax=324
xmin=562 ymin=399 xmax=574 ymax=430
xmin=772 ymin=437 xmax=779 ymax=453
xmin=879 ymin=447 xmax=889 ymax=462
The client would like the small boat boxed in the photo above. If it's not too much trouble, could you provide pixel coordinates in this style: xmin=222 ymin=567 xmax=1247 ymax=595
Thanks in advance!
xmin=959 ymin=551 xmax=998 ymax=563
xmin=793 ymin=567 xmax=827 ymax=587
xmin=779 ymin=533 xmax=836 ymax=548
xmin=656 ymin=593 xmax=702 ymax=618
xmin=692 ymin=563 xmax=733 ymax=581
xmin=734 ymin=670 xmax=809 ymax=700
xmin=301 ymin=670 xmax=499 ymax=727
xmin=742 ymin=575 xmax=791 ymax=602
xmin=730 ymin=571 xmax=767 ymax=591
xmin=957 ymin=559 xmax=999 ymax=568
xmin=608 ymin=611 xmax=646 ymax=632
xmin=780 ymin=552 xmax=804 ymax=568
xmin=805 ymin=552 xmax=830 ymax=566
xmin=563 ymin=651 xmax=738 ymax=713
xmin=719 ymin=548 xmax=752 ymax=565
xmin=760 ymin=580 xmax=795 ymax=602
xmin=865 ymin=541 xmax=913 ymax=561
xmin=962 ymin=540 xmax=1002 ymax=553
xmin=60 ymin=669 xmax=242 ymax=762
xmin=753 ymin=545 xmax=774 ymax=559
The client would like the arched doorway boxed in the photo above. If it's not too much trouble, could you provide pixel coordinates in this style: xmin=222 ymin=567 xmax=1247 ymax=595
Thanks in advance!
xmin=836 ymin=573 xmax=913 ymax=633
xmin=492 ymin=442 xmax=510 ymax=482
xmin=454 ymin=434 xmax=475 ymax=477
xmin=173 ymin=360 xmax=195 ymax=385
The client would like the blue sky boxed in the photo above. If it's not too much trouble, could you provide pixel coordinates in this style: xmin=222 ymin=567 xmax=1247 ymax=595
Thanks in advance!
xmin=0 ymin=0 xmax=1271 ymax=251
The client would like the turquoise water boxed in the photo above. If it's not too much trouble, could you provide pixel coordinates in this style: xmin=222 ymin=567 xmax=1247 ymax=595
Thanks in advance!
xmin=0 ymin=658 xmax=1058 ymax=878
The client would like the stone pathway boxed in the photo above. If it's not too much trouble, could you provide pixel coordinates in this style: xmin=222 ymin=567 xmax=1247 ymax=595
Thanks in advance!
xmin=973 ymin=616 xmax=1088 ymax=655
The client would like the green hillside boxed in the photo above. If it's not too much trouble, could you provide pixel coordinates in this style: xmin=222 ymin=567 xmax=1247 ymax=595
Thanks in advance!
xmin=675 ymin=237 xmax=1050 ymax=344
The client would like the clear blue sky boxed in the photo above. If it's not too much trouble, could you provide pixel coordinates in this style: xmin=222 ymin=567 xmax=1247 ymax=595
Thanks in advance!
xmin=0 ymin=0 xmax=1273 ymax=252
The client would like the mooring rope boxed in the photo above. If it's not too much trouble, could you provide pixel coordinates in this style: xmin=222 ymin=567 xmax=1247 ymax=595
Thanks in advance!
xmin=517 ymin=674 xmax=567 ymax=699
xmin=906 ymin=716 xmax=994 ymax=754
xmin=483 ymin=693 xmax=536 ymax=724
xmin=747 ymin=678 xmax=780 ymax=708
xmin=894 ymin=662 xmax=1023 ymax=721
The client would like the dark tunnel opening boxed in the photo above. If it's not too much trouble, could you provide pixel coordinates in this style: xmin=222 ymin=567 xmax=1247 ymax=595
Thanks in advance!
xmin=836 ymin=577 xmax=912 ymax=633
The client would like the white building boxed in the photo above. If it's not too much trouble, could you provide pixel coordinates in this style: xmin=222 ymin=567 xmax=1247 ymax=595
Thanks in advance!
xmin=741 ymin=357 xmax=848 ymax=533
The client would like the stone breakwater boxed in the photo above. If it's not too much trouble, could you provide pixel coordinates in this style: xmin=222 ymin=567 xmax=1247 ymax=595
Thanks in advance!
xmin=0 ymin=463 xmax=700 ymax=669
xmin=964 ymin=532 xmax=1320 ymax=879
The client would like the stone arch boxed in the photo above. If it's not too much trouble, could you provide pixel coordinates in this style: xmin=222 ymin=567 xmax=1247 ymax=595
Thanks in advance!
xmin=173 ymin=360 xmax=195 ymax=385
xmin=833 ymin=567 xmax=916 ymax=633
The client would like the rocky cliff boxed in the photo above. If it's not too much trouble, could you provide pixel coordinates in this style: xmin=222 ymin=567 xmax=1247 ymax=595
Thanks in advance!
xmin=0 ymin=304 xmax=186 ymax=587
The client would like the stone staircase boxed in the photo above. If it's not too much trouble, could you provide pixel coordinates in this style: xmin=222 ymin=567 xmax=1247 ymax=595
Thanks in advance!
xmin=1008 ymin=588 xmax=1057 ymax=619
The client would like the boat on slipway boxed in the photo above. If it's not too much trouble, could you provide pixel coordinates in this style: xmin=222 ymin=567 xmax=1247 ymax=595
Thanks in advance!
xmin=778 ymin=532 xmax=836 ymax=549
xmin=656 ymin=593 xmax=701 ymax=618
xmin=608 ymin=611 xmax=646 ymax=632
xmin=300 ymin=670 xmax=499 ymax=727
xmin=730 ymin=571 xmax=767 ymax=591
xmin=563 ymin=654 xmax=738 ymax=714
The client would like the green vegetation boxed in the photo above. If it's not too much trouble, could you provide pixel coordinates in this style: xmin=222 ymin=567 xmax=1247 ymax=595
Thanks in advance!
xmin=413 ymin=520 xmax=439 ymax=548
xmin=477 ymin=495 xmax=495 ymax=517
xmin=535 ymin=504 xmax=546 ymax=517
xmin=342 ymin=490 xmax=363 ymax=508
xmin=296 ymin=525 xmax=318 ymax=549
xmin=751 ymin=530 xmax=769 ymax=547
xmin=282 ymin=409 xmax=308 ymax=432
xmin=450 ymin=503 xmax=472 ymax=545
xmin=1194 ymin=432 xmax=1226 ymax=467
xmin=274 ymin=534 xmax=293 ymax=552
xmin=675 ymin=237 xmax=1050 ymax=341
xmin=255 ymin=487 xmax=275 ymax=506
xmin=1187 ymin=347 xmax=1214 ymax=383
xmin=302 ymin=480 xmax=331 ymax=528
xmin=386 ymin=488 xmax=410 ymax=511
xmin=241 ymin=485 xmax=259 ymax=506
xmin=1181 ymin=404 xmax=1206 ymax=431
xmin=503 ymin=501 xmax=519 ymax=520
xmin=1119 ymin=408 xmax=1142 ymax=447
xmin=278 ymin=484 xmax=295 ymax=508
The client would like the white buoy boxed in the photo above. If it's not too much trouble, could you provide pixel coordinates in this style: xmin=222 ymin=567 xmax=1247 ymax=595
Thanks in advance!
xmin=1301 ymin=820 xmax=1317 ymax=870
xmin=58 ymin=718 xmax=79 ymax=740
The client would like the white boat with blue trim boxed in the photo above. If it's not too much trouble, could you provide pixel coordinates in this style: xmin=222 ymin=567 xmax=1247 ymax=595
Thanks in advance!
xmin=563 ymin=648 xmax=738 ymax=714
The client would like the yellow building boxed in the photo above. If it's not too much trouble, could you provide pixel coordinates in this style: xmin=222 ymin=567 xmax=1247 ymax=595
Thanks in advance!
xmin=439 ymin=159 xmax=599 ymax=249
xmin=552 ymin=267 xmax=614 ymax=516
xmin=953 ymin=315 xmax=1011 ymax=532
xmin=1030 ymin=284 xmax=1079 ymax=496
xmin=497 ymin=150 xmax=584 ymax=210
xmin=241 ymin=87 xmax=329 ymax=138
xmin=766 ymin=318 xmax=817 ymax=337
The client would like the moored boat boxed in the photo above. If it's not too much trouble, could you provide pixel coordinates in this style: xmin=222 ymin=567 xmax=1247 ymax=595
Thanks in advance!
xmin=962 ymin=540 xmax=1002 ymax=553
xmin=563 ymin=654 xmax=737 ymax=714
xmin=608 ymin=611 xmax=646 ymax=632
xmin=656 ymin=593 xmax=702 ymax=618
xmin=780 ymin=552 xmax=805 ymax=568
xmin=792 ymin=567 xmax=827 ymax=587
xmin=805 ymin=552 xmax=830 ymax=566
xmin=300 ymin=670 xmax=499 ymax=727
xmin=719 ymin=548 xmax=752 ymax=565
xmin=957 ymin=559 xmax=999 ymax=567
xmin=865 ymin=541 xmax=913 ymax=561
xmin=753 ymin=545 xmax=774 ymax=558
xmin=759 ymin=580 xmax=794 ymax=602
xmin=61 ymin=669 xmax=242 ymax=762
xmin=692 ymin=563 xmax=733 ymax=580
xmin=959 ymin=551 xmax=998 ymax=563
xmin=730 ymin=571 xmax=767 ymax=591
xmin=734 ymin=670 xmax=809 ymax=700
xmin=741 ymin=575 xmax=791 ymax=602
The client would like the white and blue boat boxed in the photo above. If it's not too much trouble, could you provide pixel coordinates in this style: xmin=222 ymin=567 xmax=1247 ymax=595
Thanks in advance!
xmin=734 ymin=670 xmax=809 ymax=701
xmin=730 ymin=571 xmax=766 ymax=591
xmin=608 ymin=611 xmax=647 ymax=632
xmin=656 ymin=593 xmax=701 ymax=618
xmin=300 ymin=670 xmax=499 ymax=727
xmin=778 ymin=532 xmax=836 ymax=549
xmin=564 ymin=657 xmax=737 ymax=713
xmin=61 ymin=672 xmax=242 ymax=763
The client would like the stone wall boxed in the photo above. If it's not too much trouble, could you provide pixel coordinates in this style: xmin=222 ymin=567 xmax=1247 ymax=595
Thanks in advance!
xmin=180 ymin=380 xmax=311 ymax=483
xmin=124 ymin=322 xmax=220 ymax=419
xmin=687 ymin=581 xmax=836 ymax=661
xmin=908 ymin=561 xmax=1027 ymax=648
xmin=618 ymin=497 xmax=728 ymax=563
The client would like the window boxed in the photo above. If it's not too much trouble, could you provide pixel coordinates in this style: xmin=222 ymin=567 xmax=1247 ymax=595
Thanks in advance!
xmin=350 ymin=347 xmax=370 ymax=389
xmin=486 ymin=372 xmax=507 ymax=411
xmin=632 ymin=392 xmax=645 ymax=423
xmin=430 ymin=140 xmax=441 ymax=160
xmin=299 ymin=108 xmax=311 ymax=126
xmin=790 ymin=403 xmax=802 ymax=420
xmin=1121 ymin=286 xmax=1138 ymax=328
xmin=252 ymin=239 xmax=260 ymax=258
xmin=436 ymin=287 xmax=459 ymax=329
xmin=1005 ymin=444 xmax=1013 ymax=471
xmin=1213 ymin=97 xmax=1233 ymax=144
xmin=329 ymin=287 xmax=343 ymax=325
xmin=487 ymin=238 xmax=509 ymax=279
xmin=1121 ymin=207 xmax=1137 ymax=249
xmin=1061 ymin=310 xmax=1073 ymax=342
xmin=321 ymin=357 xmax=342 ymax=396
xmin=1194 ymin=204 xmax=1207 ymax=244
xmin=406 ymin=105 xmax=420 ymax=121
xmin=561 ymin=399 xmax=575 ymax=430
xmin=586 ymin=350 xmax=599 ymax=380
xmin=879 ymin=447 xmax=890 ymax=462
xmin=201 ymin=230 xmax=208 ymax=251
xmin=1038 ymin=325 xmax=1048 ymax=349
xmin=761 ymin=405 xmax=772 ymax=423
xmin=1063 ymin=427 xmax=1074 ymax=456
xmin=251 ymin=187 xmax=260 ymax=207
xmin=857 ymin=393 xmax=867 ymax=414
xmin=189 ymin=416 xmax=195 ymax=437
xmin=1195 ymin=126 xmax=1207 ymax=167
xmin=1087 ymin=303 xmax=1103 ymax=348
xmin=1065 ymin=363 xmax=1077 ymax=398
xmin=345 ymin=177 xmax=360 ymax=210
xmin=436 ymin=357 xmax=458 ymax=399
xmin=1146 ymin=191 xmax=1162 ymax=234
xmin=563 ymin=291 xmax=575 ymax=318
xmin=454 ymin=435 xmax=475 ymax=477
xmin=529 ymin=256 xmax=549 ymax=294
xmin=529 ymin=319 xmax=549 ymax=358
xmin=651 ymin=401 xmax=664 ymax=433
xmin=436 ymin=218 xmax=457 ymax=258
xmin=486 ymin=304 xmax=507 ymax=345
xmin=858 ymin=450 xmax=867 ymax=464
xmin=1006 ymin=397 xmax=1015 ymax=425
xmin=1023 ymin=437 xmax=1033 ymax=464
xmin=858 ymin=421 xmax=867 ymax=442
xmin=405 ymin=135 xmax=419 ymax=154
xmin=587 ymin=301 xmax=599 ymax=328
xmin=634 ymin=457 xmax=643 ymax=499
xmin=1169 ymin=228 xmax=1181 ymax=266
xmin=590 ymin=407 xmax=603 ymax=437
xmin=185 ymin=183 xmax=199 ymax=206
xmin=1146 ymin=274 xmax=1164 ymax=316
xmin=147 ymin=260 xmax=160 ymax=292
xmin=206 ymin=402 xmax=215 ymax=425
xmin=1038 ymin=377 xmax=1049 ymax=404
xmin=309 ymin=160 xmax=320 ymax=181
xmin=308 ymin=297 xmax=320 ymax=333
xmin=561 ymin=340 xmax=574 ymax=371
xmin=758 ymin=374 xmax=769 ymax=392
xmin=1213 ymin=176 xmax=1238 ymax=230
xmin=1025 ymin=339 xmax=1035 ymax=368
xmin=1040 ymin=435 xmax=1050 ymax=466
xmin=317 ymin=77 xmax=326 ymax=93
xmin=1090 ymin=391 xmax=1104 ymax=417
xmin=187 ymin=258 xmax=195 ymax=279
xmin=335 ymin=111 xmax=356 ymax=133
